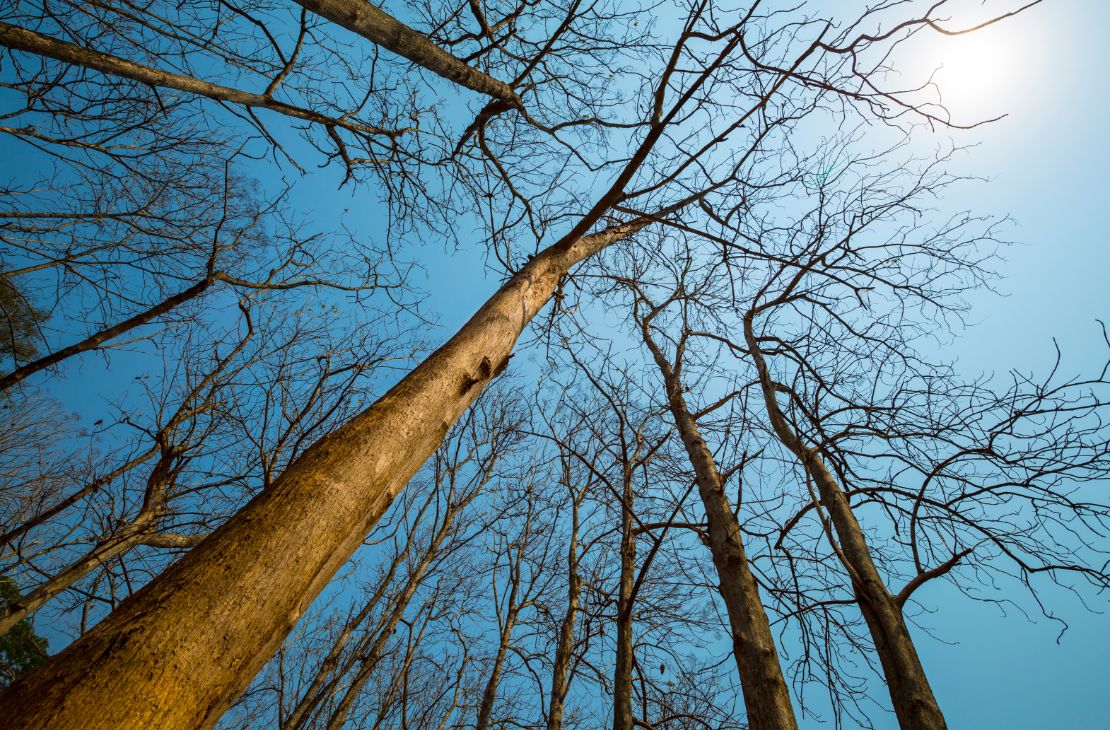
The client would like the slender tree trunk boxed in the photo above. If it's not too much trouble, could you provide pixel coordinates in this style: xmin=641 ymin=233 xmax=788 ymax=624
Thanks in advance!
xmin=0 ymin=218 xmax=647 ymax=730
xmin=475 ymin=603 xmax=519 ymax=730
xmin=0 ymin=446 xmax=158 ymax=550
xmin=0 ymin=24 xmax=390 ymax=138
xmin=0 ymin=451 xmax=200 ymax=636
xmin=325 ymin=511 xmax=455 ymax=730
xmin=641 ymin=325 xmax=799 ymax=730
xmin=323 ymin=590 xmax=411 ymax=730
xmin=742 ymin=314 xmax=946 ymax=730
xmin=612 ymin=465 xmax=636 ymax=730
xmin=0 ymin=275 xmax=214 ymax=392
xmin=293 ymin=0 xmax=520 ymax=106
xmin=281 ymin=544 xmax=412 ymax=730
xmin=547 ymin=490 xmax=581 ymax=730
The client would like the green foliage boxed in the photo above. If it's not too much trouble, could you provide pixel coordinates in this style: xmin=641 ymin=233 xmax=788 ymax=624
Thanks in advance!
xmin=0 ymin=577 xmax=48 ymax=685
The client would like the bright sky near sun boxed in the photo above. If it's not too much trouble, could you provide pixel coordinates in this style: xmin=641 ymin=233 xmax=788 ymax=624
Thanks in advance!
xmin=893 ymin=3 xmax=1047 ymax=125
xmin=866 ymin=3 xmax=1110 ymax=728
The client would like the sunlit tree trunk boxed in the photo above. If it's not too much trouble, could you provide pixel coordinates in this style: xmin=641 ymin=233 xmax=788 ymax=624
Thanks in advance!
xmin=612 ymin=461 xmax=636 ymax=730
xmin=742 ymin=313 xmax=946 ymax=730
xmin=293 ymin=0 xmax=520 ymax=105
xmin=641 ymin=321 xmax=799 ymax=730
xmin=0 ymin=218 xmax=647 ymax=730
xmin=546 ymin=479 xmax=581 ymax=730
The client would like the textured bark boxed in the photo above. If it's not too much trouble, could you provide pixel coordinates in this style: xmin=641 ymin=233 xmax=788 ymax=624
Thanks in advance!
xmin=293 ymin=0 xmax=520 ymax=105
xmin=742 ymin=315 xmax=946 ymax=730
xmin=0 ymin=218 xmax=646 ymax=730
xmin=642 ymin=326 xmax=798 ymax=730
xmin=546 ymin=493 xmax=580 ymax=730
xmin=0 ymin=23 xmax=391 ymax=137
xmin=475 ymin=598 xmax=519 ymax=730
xmin=612 ymin=464 xmax=636 ymax=730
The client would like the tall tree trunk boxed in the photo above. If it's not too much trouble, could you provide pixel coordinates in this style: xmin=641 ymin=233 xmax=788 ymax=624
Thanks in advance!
xmin=475 ymin=603 xmax=519 ymax=730
xmin=641 ymin=324 xmax=799 ymax=730
xmin=0 ymin=218 xmax=646 ymax=730
xmin=612 ymin=464 xmax=636 ymax=730
xmin=547 ymin=488 xmax=581 ymax=730
xmin=293 ymin=0 xmax=520 ymax=105
xmin=742 ymin=314 xmax=946 ymax=730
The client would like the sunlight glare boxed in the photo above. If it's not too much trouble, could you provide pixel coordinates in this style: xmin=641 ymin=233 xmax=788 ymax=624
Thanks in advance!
xmin=927 ymin=29 xmax=1020 ymax=123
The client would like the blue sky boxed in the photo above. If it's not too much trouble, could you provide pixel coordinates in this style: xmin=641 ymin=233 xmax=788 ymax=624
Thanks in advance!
xmin=2 ymin=0 xmax=1107 ymax=726
xmin=882 ymin=2 xmax=1109 ymax=727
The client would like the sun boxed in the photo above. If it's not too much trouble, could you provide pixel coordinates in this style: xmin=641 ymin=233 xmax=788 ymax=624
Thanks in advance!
xmin=900 ymin=8 xmax=1050 ymax=128
xmin=930 ymin=31 xmax=1016 ymax=121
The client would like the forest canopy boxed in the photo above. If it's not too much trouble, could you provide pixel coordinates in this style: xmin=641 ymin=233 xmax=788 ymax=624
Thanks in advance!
xmin=0 ymin=0 xmax=1106 ymax=728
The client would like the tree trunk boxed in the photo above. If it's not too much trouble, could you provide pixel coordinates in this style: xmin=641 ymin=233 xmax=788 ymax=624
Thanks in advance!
xmin=475 ymin=604 xmax=518 ymax=730
xmin=0 ymin=218 xmax=645 ymax=730
xmin=642 ymin=325 xmax=798 ymax=730
xmin=612 ymin=465 xmax=636 ymax=730
xmin=547 ymin=490 xmax=581 ymax=730
xmin=293 ymin=0 xmax=519 ymax=106
xmin=742 ymin=314 xmax=947 ymax=730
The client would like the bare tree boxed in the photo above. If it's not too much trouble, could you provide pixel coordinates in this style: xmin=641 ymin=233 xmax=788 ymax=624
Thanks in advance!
xmin=628 ymin=279 xmax=798 ymax=730
xmin=0 ymin=2 xmax=1047 ymax=727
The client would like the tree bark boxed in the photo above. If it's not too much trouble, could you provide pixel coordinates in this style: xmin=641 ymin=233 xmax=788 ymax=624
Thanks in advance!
xmin=0 ymin=217 xmax=646 ymax=730
xmin=612 ymin=463 xmax=636 ymax=730
xmin=641 ymin=324 xmax=799 ymax=730
xmin=546 ymin=488 xmax=581 ymax=730
xmin=292 ymin=0 xmax=520 ymax=106
xmin=742 ymin=314 xmax=947 ymax=730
